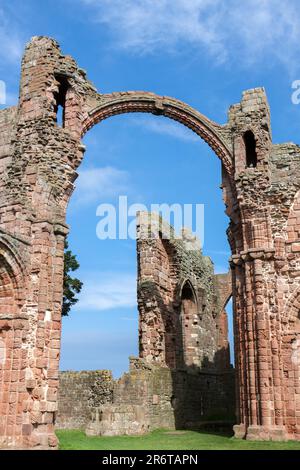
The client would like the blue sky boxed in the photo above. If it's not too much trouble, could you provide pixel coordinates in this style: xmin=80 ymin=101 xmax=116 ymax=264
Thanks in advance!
xmin=1 ymin=0 xmax=300 ymax=376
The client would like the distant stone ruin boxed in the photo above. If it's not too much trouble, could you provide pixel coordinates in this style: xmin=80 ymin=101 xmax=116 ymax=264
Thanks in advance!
xmin=57 ymin=213 xmax=234 ymax=436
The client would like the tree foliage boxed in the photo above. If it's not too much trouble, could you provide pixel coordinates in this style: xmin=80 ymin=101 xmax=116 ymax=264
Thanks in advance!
xmin=62 ymin=239 xmax=83 ymax=316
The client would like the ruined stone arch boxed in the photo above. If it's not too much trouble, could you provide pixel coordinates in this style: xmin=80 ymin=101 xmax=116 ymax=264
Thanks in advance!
xmin=0 ymin=237 xmax=26 ymax=308
xmin=2 ymin=35 xmax=300 ymax=447
xmin=176 ymin=277 xmax=199 ymax=307
xmin=0 ymin=237 xmax=28 ymax=449
xmin=81 ymin=92 xmax=234 ymax=180
xmin=284 ymin=288 xmax=300 ymax=330
xmin=178 ymin=279 xmax=199 ymax=367
xmin=222 ymin=292 xmax=232 ymax=311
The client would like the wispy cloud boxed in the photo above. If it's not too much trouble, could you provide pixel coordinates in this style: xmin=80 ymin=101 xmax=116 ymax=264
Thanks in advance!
xmin=71 ymin=166 xmax=130 ymax=207
xmin=80 ymin=0 xmax=225 ymax=60
xmin=79 ymin=0 xmax=300 ymax=71
xmin=75 ymin=271 xmax=137 ymax=311
xmin=129 ymin=116 xmax=199 ymax=143
xmin=4 ymin=90 xmax=18 ymax=106
xmin=120 ymin=315 xmax=137 ymax=321
xmin=0 ymin=7 xmax=24 ymax=67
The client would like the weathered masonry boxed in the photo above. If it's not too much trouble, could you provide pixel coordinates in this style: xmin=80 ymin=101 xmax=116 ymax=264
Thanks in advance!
xmin=0 ymin=36 xmax=300 ymax=448
xmin=56 ymin=370 xmax=113 ymax=430
xmin=136 ymin=212 xmax=231 ymax=372
xmin=56 ymin=214 xmax=234 ymax=436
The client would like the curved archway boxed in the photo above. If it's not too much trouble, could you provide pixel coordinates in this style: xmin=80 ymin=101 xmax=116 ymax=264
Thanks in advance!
xmin=0 ymin=237 xmax=27 ymax=449
xmin=284 ymin=287 xmax=300 ymax=329
xmin=0 ymin=238 xmax=26 ymax=306
xmin=81 ymin=92 xmax=233 ymax=179
xmin=177 ymin=277 xmax=198 ymax=306
xmin=5 ymin=33 xmax=300 ymax=448
xmin=179 ymin=279 xmax=198 ymax=367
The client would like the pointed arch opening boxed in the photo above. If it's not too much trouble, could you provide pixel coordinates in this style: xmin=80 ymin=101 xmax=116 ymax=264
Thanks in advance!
xmin=180 ymin=280 xmax=198 ymax=367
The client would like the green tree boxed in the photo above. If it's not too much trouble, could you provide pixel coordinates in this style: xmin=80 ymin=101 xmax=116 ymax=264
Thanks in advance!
xmin=62 ymin=239 xmax=83 ymax=316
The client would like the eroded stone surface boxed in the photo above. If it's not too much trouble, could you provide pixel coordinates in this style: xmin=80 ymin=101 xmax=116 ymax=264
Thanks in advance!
xmin=82 ymin=214 xmax=234 ymax=436
xmin=56 ymin=370 xmax=113 ymax=430
xmin=0 ymin=36 xmax=299 ymax=447
xmin=58 ymin=214 xmax=234 ymax=437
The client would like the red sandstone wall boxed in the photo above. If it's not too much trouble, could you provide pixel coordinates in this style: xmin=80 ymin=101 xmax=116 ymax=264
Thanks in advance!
xmin=0 ymin=36 xmax=300 ymax=447
xmin=137 ymin=212 xmax=231 ymax=372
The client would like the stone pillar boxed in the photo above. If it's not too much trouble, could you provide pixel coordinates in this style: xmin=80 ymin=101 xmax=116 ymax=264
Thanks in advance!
xmin=228 ymin=88 xmax=290 ymax=440
xmin=0 ymin=37 xmax=84 ymax=448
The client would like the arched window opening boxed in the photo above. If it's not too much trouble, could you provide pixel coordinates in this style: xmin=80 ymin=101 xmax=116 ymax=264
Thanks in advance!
xmin=180 ymin=281 xmax=198 ymax=367
xmin=54 ymin=75 xmax=69 ymax=127
xmin=224 ymin=296 xmax=234 ymax=368
xmin=60 ymin=111 xmax=233 ymax=388
xmin=244 ymin=130 xmax=257 ymax=168
xmin=182 ymin=283 xmax=195 ymax=302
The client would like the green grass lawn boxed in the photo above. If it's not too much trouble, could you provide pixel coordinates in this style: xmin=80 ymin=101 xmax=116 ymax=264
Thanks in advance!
xmin=56 ymin=429 xmax=300 ymax=450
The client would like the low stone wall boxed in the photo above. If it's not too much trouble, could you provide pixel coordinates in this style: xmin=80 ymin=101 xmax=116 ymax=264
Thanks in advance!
xmin=86 ymin=358 xmax=235 ymax=436
xmin=118 ymin=359 xmax=235 ymax=430
xmin=56 ymin=370 xmax=113 ymax=429
xmin=57 ymin=360 xmax=235 ymax=434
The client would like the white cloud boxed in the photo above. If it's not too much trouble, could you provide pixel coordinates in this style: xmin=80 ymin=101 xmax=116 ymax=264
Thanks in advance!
xmin=79 ymin=0 xmax=300 ymax=70
xmin=4 ymin=91 xmax=18 ymax=106
xmin=74 ymin=271 xmax=137 ymax=311
xmin=121 ymin=315 xmax=137 ymax=321
xmin=81 ymin=0 xmax=225 ymax=59
xmin=71 ymin=166 xmax=130 ymax=207
xmin=129 ymin=116 xmax=199 ymax=142
xmin=0 ymin=8 xmax=23 ymax=66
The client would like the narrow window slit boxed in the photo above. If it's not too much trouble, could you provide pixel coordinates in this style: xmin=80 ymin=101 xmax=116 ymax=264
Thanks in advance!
xmin=54 ymin=75 xmax=69 ymax=128
xmin=244 ymin=130 xmax=257 ymax=168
